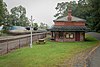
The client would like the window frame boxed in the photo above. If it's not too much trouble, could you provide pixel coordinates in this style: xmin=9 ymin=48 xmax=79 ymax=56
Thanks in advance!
xmin=66 ymin=33 xmax=70 ymax=39
xmin=65 ymin=33 xmax=74 ymax=39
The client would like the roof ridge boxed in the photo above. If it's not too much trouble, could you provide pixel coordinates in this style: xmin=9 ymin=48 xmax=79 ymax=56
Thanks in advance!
xmin=54 ymin=16 xmax=86 ymax=22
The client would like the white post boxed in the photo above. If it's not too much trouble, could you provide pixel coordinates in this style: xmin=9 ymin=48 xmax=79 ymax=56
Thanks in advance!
xmin=30 ymin=16 xmax=35 ymax=48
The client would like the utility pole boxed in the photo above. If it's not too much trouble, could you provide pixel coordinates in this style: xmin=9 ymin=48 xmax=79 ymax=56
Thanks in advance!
xmin=30 ymin=16 xmax=35 ymax=48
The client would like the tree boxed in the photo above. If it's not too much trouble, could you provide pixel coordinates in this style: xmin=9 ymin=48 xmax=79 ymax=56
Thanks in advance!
xmin=54 ymin=1 xmax=78 ymax=19
xmin=45 ymin=24 xmax=49 ymax=29
xmin=39 ymin=22 xmax=45 ymax=29
xmin=39 ymin=22 xmax=49 ymax=29
xmin=0 ymin=0 xmax=4 ymax=25
xmin=87 ymin=0 xmax=100 ymax=31
xmin=10 ymin=5 xmax=29 ymax=26
xmin=0 ymin=0 xmax=10 ymax=31
xmin=32 ymin=23 xmax=38 ymax=30
xmin=0 ymin=0 xmax=9 ymax=25
xmin=54 ymin=2 xmax=68 ymax=18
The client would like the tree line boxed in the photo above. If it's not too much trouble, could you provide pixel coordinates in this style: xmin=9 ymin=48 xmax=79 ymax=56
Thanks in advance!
xmin=54 ymin=0 xmax=100 ymax=32
xmin=0 ymin=0 xmax=48 ymax=31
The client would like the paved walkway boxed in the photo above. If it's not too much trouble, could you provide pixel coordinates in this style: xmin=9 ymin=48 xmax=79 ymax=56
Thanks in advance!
xmin=89 ymin=47 xmax=100 ymax=67
xmin=86 ymin=32 xmax=100 ymax=40
xmin=86 ymin=32 xmax=100 ymax=67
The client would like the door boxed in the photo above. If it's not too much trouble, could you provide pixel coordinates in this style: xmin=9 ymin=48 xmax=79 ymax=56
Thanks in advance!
xmin=75 ymin=32 xmax=80 ymax=41
xmin=59 ymin=32 xmax=64 ymax=42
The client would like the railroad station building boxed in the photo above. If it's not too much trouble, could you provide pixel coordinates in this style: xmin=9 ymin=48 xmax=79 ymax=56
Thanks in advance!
xmin=50 ymin=9 xmax=88 ymax=42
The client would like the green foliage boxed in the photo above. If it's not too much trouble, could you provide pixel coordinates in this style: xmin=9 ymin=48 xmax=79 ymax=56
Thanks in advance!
xmin=54 ymin=2 xmax=69 ymax=18
xmin=54 ymin=1 xmax=78 ymax=19
xmin=39 ymin=22 xmax=49 ymax=29
xmin=10 ymin=5 xmax=29 ymax=26
xmin=0 ymin=35 xmax=99 ymax=67
xmin=0 ymin=0 xmax=9 ymax=25
xmin=32 ymin=23 xmax=38 ymax=30
xmin=87 ymin=0 xmax=100 ymax=31
xmin=0 ymin=0 xmax=10 ymax=31
xmin=0 ymin=30 xmax=3 ymax=36
xmin=0 ymin=0 xmax=4 ymax=25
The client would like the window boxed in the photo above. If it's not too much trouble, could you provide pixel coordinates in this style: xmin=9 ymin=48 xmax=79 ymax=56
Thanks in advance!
xmin=66 ymin=33 xmax=70 ymax=38
xmin=66 ymin=33 xmax=74 ymax=39
xmin=70 ymin=33 xmax=74 ymax=38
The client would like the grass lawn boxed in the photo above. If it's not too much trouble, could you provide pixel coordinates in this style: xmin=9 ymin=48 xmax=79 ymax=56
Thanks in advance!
xmin=0 ymin=35 xmax=99 ymax=67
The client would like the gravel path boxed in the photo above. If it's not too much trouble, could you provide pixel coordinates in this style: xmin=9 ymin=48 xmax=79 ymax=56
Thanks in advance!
xmin=86 ymin=32 xmax=100 ymax=67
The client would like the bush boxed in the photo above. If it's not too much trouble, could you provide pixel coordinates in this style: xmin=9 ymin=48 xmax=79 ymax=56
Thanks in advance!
xmin=34 ymin=27 xmax=38 ymax=30
xmin=97 ymin=30 xmax=100 ymax=33
xmin=0 ymin=30 xmax=3 ymax=36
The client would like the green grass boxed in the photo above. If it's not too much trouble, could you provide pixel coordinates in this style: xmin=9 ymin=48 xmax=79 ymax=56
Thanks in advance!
xmin=0 ymin=35 xmax=99 ymax=67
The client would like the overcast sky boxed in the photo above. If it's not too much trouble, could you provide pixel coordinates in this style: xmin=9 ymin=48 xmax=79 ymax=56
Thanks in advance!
xmin=4 ymin=0 xmax=78 ymax=26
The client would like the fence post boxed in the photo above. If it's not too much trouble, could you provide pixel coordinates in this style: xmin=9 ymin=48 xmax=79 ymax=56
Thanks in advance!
xmin=26 ymin=37 xmax=28 ymax=45
xmin=7 ymin=40 xmax=8 ymax=53
xmin=19 ymin=39 xmax=20 ymax=48
xmin=27 ymin=36 xmax=30 ymax=47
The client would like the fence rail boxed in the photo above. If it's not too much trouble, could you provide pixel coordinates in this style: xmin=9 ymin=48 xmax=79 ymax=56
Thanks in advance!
xmin=0 ymin=33 xmax=46 ymax=55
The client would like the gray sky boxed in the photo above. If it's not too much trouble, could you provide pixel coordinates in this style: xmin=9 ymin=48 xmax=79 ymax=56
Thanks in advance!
xmin=4 ymin=0 xmax=78 ymax=26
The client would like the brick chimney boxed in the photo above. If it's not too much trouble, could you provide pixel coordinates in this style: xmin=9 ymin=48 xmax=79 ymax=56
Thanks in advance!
xmin=67 ymin=9 xmax=72 ymax=21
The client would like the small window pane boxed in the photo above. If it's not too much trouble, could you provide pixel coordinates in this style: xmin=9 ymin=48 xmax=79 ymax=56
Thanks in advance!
xmin=70 ymin=33 xmax=74 ymax=38
xmin=66 ymin=34 xmax=69 ymax=38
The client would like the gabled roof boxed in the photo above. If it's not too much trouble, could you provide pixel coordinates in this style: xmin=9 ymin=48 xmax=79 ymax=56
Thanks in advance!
xmin=54 ymin=16 xmax=86 ymax=22
xmin=50 ymin=26 xmax=88 ymax=32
